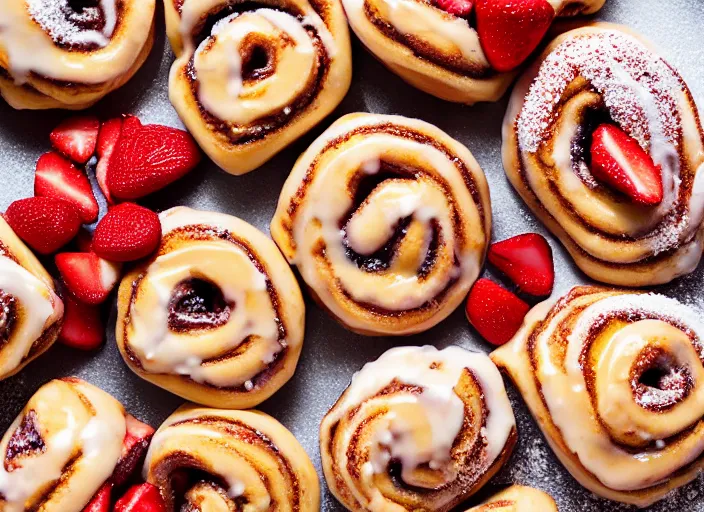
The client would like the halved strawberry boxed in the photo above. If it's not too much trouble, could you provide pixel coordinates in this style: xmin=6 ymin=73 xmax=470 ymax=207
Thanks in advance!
xmin=50 ymin=116 xmax=100 ymax=164
xmin=475 ymin=0 xmax=554 ymax=72
xmin=58 ymin=295 xmax=104 ymax=350
xmin=92 ymin=203 xmax=161 ymax=262
xmin=590 ymin=124 xmax=664 ymax=205
xmin=35 ymin=151 xmax=99 ymax=223
xmin=488 ymin=233 xmax=554 ymax=296
xmin=82 ymin=483 xmax=112 ymax=512
xmin=96 ymin=117 xmax=126 ymax=204
xmin=112 ymin=415 xmax=156 ymax=487
xmin=114 ymin=483 xmax=166 ymax=512
xmin=55 ymin=252 xmax=121 ymax=305
xmin=4 ymin=197 xmax=82 ymax=255
xmin=466 ymin=278 xmax=530 ymax=346
xmin=435 ymin=0 xmax=472 ymax=16
xmin=106 ymin=121 xmax=201 ymax=200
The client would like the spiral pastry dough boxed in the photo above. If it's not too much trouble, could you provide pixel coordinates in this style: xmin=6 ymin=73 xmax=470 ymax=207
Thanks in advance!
xmin=165 ymin=0 xmax=352 ymax=175
xmin=465 ymin=485 xmax=557 ymax=512
xmin=491 ymin=285 xmax=704 ymax=507
xmin=0 ymin=0 xmax=155 ymax=110
xmin=116 ymin=207 xmax=305 ymax=409
xmin=341 ymin=0 xmax=604 ymax=104
xmin=320 ymin=346 xmax=517 ymax=512
xmin=144 ymin=405 xmax=319 ymax=511
xmin=503 ymin=24 xmax=704 ymax=286
xmin=0 ymin=378 xmax=131 ymax=512
xmin=0 ymin=216 xmax=63 ymax=381
xmin=271 ymin=113 xmax=491 ymax=336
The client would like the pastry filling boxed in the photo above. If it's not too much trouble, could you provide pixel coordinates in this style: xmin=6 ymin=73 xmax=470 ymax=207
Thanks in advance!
xmin=4 ymin=411 xmax=45 ymax=471
xmin=28 ymin=0 xmax=117 ymax=49
xmin=631 ymin=349 xmax=693 ymax=411
xmin=0 ymin=292 xmax=17 ymax=350
xmin=167 ymin=279 xmax=233 ymax=332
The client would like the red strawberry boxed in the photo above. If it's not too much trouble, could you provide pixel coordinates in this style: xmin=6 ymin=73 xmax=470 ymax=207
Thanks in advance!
xmin=82 ymin=483 xmax=112 ymax=512
xmin=4 ymin=197 xmax=82 ymax=255
xmin=435 ymin=0 xmax=472 ymax=16
xmin=34 ymin=151 xmax=99 ymax=223
xmin=114 ymin=483 xmax=166 ymax=512
xmin=55 ymin=252 xmax=121 ymax=305
xmin=488 ymin=233 xmax=554 ymax=296
xmin=96 ymin=117 xmax=126 ymax=204
xmin=50 ymin=116 xmax=100 ymax=164
xmin=92 ymin=203 xmax=161 ymax=262
xmin=590 ymin=124 xmax=664 ymax=205
xmin=106 ymin=122 xmax=201 ymax=200
xmin=58 ymin=294 xmax=104 ymax=350
xmin=112 ymin=415 xmax=156 ymax=487
xmin=475 ymin=0 xmax=554 ymax=72
xmin=466 ymin=278 xmax=530 ymax=346
xmin=76 ymin=228 xmax=94 ymax=252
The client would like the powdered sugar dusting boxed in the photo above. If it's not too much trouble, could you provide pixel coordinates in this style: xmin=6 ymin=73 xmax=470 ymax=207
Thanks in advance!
xmin=27 ymin=0 xmax=117 ymax=47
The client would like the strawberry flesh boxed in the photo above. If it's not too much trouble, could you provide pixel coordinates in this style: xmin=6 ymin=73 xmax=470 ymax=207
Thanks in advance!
xmin=55 ymin=252 xmax=121 ymax=305
xmin=475 ymin=0 xmax=555 ymax=72
xmin=92 ymin=203 xmax=161 ymax=262
xmin=82 ymin=483 xmax=112 ymax=512
xmin=590 ymin=124 xmax=664 ymax=205
xmin=435 ymin=0 xmax=473 ymax=16
xmin=465 ymin=278 xmax=530 ymax=346
xmin=114 ymin=483 xmax=166 ymax=512
xmin=50 ymin=116 xmax=100 ymax=164
xmin=4 ymin=197 xmax=82 ymax=255
xmin=96 ymin=117 xmax=126 ymax=204
xmin=35 ymin=151 xmax=99 ymax=224
xmin=112 ymin=415 xmax=156 ymax=487
xmin=58 ymin=294 xmax=104 ymax=350
xmin=488 ymin=233 xmax=554 ymax=296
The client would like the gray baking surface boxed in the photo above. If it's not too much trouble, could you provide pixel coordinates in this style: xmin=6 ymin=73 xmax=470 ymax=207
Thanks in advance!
xmin=0 ymin=1 xmax=703 ymax=510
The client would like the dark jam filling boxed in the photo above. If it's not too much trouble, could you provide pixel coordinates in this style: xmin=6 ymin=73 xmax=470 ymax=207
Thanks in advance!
xmin=5 ymin=411 xmax=45 ymax=471
xmin=34 ymin=0 xmax=109 ymax=50
xmin=632 ymin=353 xmax=693 ymax=411
xmin=171 ymin=470 xmax=239 ymax=511
xmin=167 ymin=279 xmax=233 ymax=332
xmin=0 ymin=292 xmax=16 ymax=350
xmin=570 ymin=107 xmax=614 ymax=177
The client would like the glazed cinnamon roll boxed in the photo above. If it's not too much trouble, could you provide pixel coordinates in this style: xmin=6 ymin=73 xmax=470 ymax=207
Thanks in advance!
xmin=0 ymin=216 xmax=63 ymax=381
xmin=116 ymin=207 xmax=305 ymax=409
xmin=465 ymin=485 xmax=557 ymax=512
xmin=144 ymin=405 xmax=319 ymax=511
xmin=341 ymin=0 xmax=605 ymax=104
xmin=271 ymin=113 xmax=491 ymax=335
xmin=0 ymin=0 xmax=155 ymax=110
xmin=491 ymin=286 xmax=704 ymax=507
xmin=503 ymin=24 xmax=704 ymax=286
xmin=165 ymin=0 xmax=352 ymax=175
xmin=320 ymin=346 xmax=517 ymax=512
xmin=0 ymin=378 xmax=153 ymax=512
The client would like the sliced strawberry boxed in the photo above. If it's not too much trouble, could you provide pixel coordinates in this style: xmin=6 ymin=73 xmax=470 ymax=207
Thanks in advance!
xmin=475 ymin=0 xmax=554 ymax=72
xmin=466 ymin=278 xmax=530 ymax=346
xmin=76 ymin=228 xmax=94 ymax=252
xmin=435 ymin=0 xmax=472 ymax=16
xmin=114 ymin=483 xmax=166 ymax=512
xmin=112 ymin=415 xmax=156 ymax=487
xmin=96 ymin=117 xmax=126 ymax=204
xmin=58 ymin=294 xmax=104 ymax=350
xmin=34 ymin=151 xmax=99 ymax=223
xmin=488 ymin=233 xmax=554 ymax=296
xmin=92 ymin=203 xmax=161 ymax=262
xmin=50 ymin=116 xmax=100 ymax=164
xmin=106 ymin=121 xmax=201 ymax=200
xmin=590 ymin=124 xmax=664 ymax=205
xmin=4 ymin=197 xmax=82 ymax=255
xmin=82 ymin=483 xmax=112 ymax=512
xmin=55 ymin=252 xmax=121 ymax=305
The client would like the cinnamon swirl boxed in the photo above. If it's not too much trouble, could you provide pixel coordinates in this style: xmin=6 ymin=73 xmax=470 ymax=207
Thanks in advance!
xmin=0 ymin=216 xmax=63 ymax=381
xmin=116 ymin=207 xmax=305 ymax=409
xmin=0 ymin=0 xmax=156 ymax=110
xmin=165 ymin=0 xmax=352 ymax=175
xmin=320 ymin=345 xmax=517 ymax=512
xmin=503 ymin=24 xmax=704 ymax=286
xmin=491 ymin=286 xmax=704 ymax=507
xmin=465 ymin=485 xmax=557 ymax=512
xmin=271 ymin=113 xmax=491 ymax=336
xmin=144 ymin=405 xmax=319 ymax=511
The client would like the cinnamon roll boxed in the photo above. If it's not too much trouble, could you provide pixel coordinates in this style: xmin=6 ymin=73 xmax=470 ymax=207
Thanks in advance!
xmin=271 ymin=113 xmax=491 ymax=335
xmin=0 ymin=378 xmax=151 ymax=512
xmin=144 ymin=405 xmax=319 ymax=511
xmin=165 ymin=0 xmax=352 ymax=175
xmin=0 ymin=0 xmax=156 ymax=110
xmin=465 ymin=485 xmax=557 ymax=512
xmin=320 ymin=346 xmax=517 ymax=512
xmin=341 ymin=0 xmax=605 ymax=104
xmin=116 ymin=207 xmax=305 ymax=409
xmin=491 ymin=285 xmax=704 ymax=507
xmin=0 ymin=216 xmax=63 ymax=381
xmin=503 ymin=24 xmax=704 ymax=286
